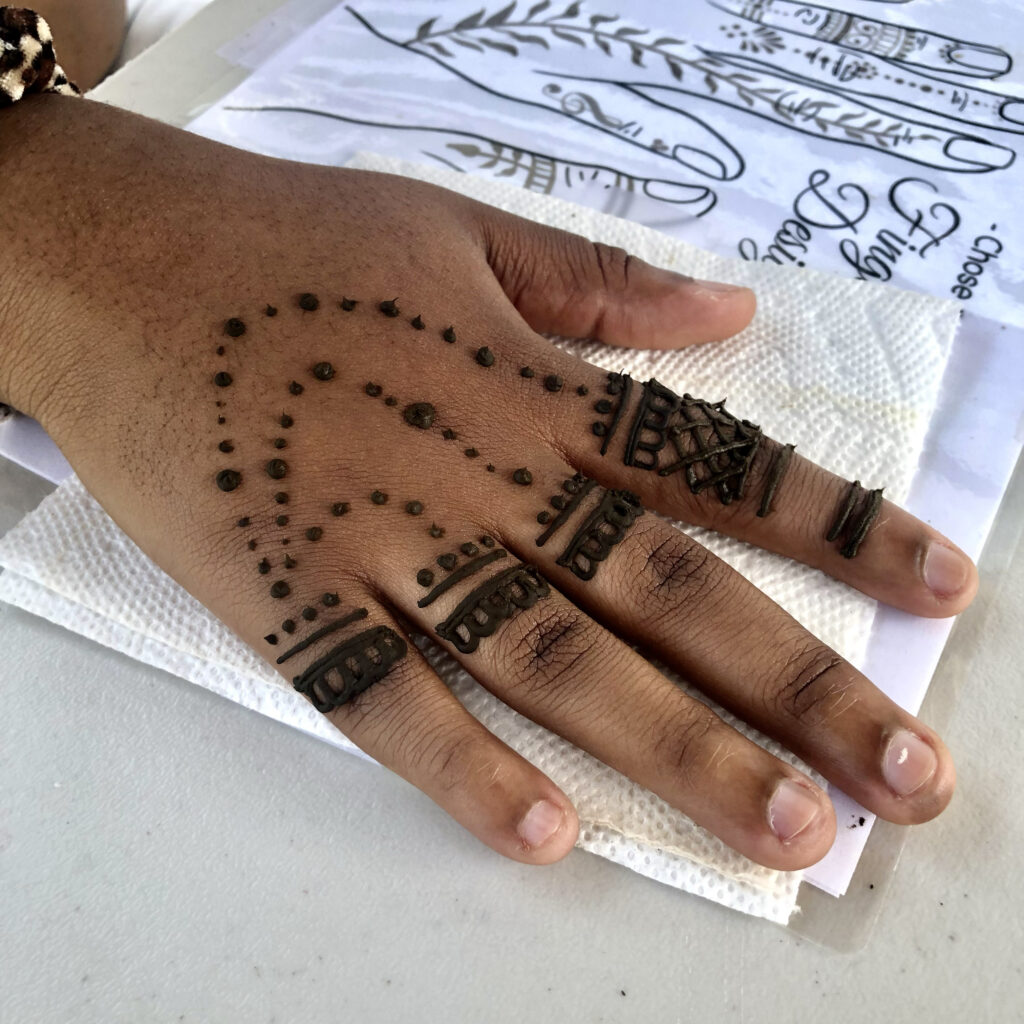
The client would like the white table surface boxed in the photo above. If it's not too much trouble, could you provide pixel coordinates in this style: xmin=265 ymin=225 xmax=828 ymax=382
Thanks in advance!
xmin=2 ymin=1 xmax=1023 ymax=1020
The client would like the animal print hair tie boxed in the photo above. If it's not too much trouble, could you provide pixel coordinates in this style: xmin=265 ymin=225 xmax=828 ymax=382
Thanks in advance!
xmin=0 ymin=7 xmax=81 ymax=107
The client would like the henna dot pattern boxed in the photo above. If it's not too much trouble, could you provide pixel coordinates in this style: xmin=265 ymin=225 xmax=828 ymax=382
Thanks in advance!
xmin=224 ymin=318 xmax=246 ymax=338
xmin=284 ymin=554 xmax=297 ymax=569
xmin=460 ymin=542 xmax=479 ymax=557
xmin=270 ymin=581 xmax=290 ymax=599
xmin=340 ymin=297 xmax=357 ymax=311
xmin=379 ymin=298 xmax=400 ymax=317
xmin=403 ymin=402 xmax=436 ymax=429
xmin=216 ymin=469 xmax=242 ymax=492
xmin=280 ymin=414 xmax=294 ymax=428
xmin=236 ymin=517 xmax=251 ymax=528
xmin=275 ymin=491 xmax=289 ymax=504
xmin=214 ymin=371 xmax=233 ymax=388
xmin=371 ymin=490 xmax=388 ymax=505
xmin=276 ymin=515 xmax=289 ymax=527
xmin=289 ymin=381 xmax=304 ymax=396
xmin=282 ymin=619 xmax=296 ymax=633
xmin=331 ymin=502 xmax=349 ymax=517
xmin=475 ymin=347 xmax=495 ymax=367
xmin=464 ymin=448 xmax=479 ymax=459
xmin=365 ymin=383 xmax=383 ymax=397
xmin=480 ymin=536 xmax=495 ymax=548
xmin=520 ymin=366 xmax=535 ymax=378
xmin=322 ymin=592 xmax=340 ymax=607
xmin=306 ymin=527 xmax=324 ymax=542
xmin=258 ymin=558 xmax=271 ymax=575
xmin=265 ymin=305 xmax=278 ymax=317
xmin=486 ymin=464 xmax=495 ymax=473
xmin=411 ymin=314 xmax=425 ymax=330
xmin=417 ymin=569 xmax=435 ymax=588
xmin=265 ymin=634 xmax=278 ymax=646
xmin=302 ymin=606 xmax=318 ymax=621
xmin=544 ymin=375 xmax=564 ymax=393
xmin=216 ymin=345 xmax=225 ymax=356
xmin=298 ymin=292 xmax=319 ymax=311
xmin=248 ymin=540 xmax=258 ymax=551
xmin=218 ymin=440 xmax=234 ymax=453
xmin=512 ymin=468 xmax=533 ymax=486
xmin=385 ymin=396 xmax=397 ymax=407
xmin=312 ymin=362 xmax=335 ymax=382
xmin=267 ymin=459 xmax=288 ymax=480
xmin=592 ymin=372 xmax=633 ymax=454
xmin=537 ymin=511 xmax=552 ymax=524
xmin=442 ymin=326 xmax=456 ymax=343
xmin=438 ymin=553 xmax=458 ymax=571
xmin=217 ymin=416 xmax=226 ymax=425
xmin=406 ymin=500 xmax=424 ymax=516
xmin=576 ymin=385 xmax=589 ymax=396
xmin=442 ymin=428 xmax=457 ymax=441
xmin=273 ymin=437 xmax=287 ymax=449
xmin=429 ymin=523 xmax=445 ymax=539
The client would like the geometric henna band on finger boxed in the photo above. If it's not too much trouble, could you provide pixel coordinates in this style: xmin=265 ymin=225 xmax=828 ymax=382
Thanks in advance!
xmin=555 ymin=488 xmax=644 ymax=581
xmin=826 ymin=480 xmax=884 ymax=559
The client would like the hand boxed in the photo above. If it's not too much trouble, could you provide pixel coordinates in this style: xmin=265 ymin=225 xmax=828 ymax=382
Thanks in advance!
xmin=2 ymin=96 xmax=973 ymax=870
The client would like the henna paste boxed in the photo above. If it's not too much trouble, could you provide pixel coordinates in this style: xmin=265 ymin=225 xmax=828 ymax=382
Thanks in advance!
xmin=214 ymin=371 xmax=232 ymax=388
xmin=379 ymin=298 xmax=400 ymax=317
xmin=298 ymin=293 xmax=319 ymax=311
xmin=282 ymin=619 xmax=296 ymax=633
xmin=365 ymin=383 xmax=383 ymax=397
xmin=556 ymin=489 xmax=644 ymax=581
xmin=216 ymin=346 xmax=225 ymax=356
xmin=291 ymin=626 xmax=407 ymax=712
xmin=312 ymin=362 xmax=335 ymax=381
xmin=404 ymin=402 xmax=435 ymax=429
xmin=289 ymin=381 xmax=304 ymax=396
xmin=480 ymin=536 xmax=495 ymax=548
xmin=417 ymin=569 xmax=435 ymax=587
xmin=302 ymin=607 xmax=317 ymax=621
xmin=306 ymin=527 xmax=323 ymax=542
xmin=512 ymin=468 xmax=533 ymax=486
xmin=275 ymin=607 xmax=370 ymax=665
xmin=385 ymin=396 xmax=397 ymax=407
xmin=270 ymin=581 xmax=290 ymax=599
xmin=486 ymin=464 xmax=495 ymax=473
xmin=417 ymin=549 xmax=508 ymax=608
xmin=442 ymin=429 xmax=457 ymax=441
xmin=248 ymin=540 xmax=258 ymax=551
xmin=217 ymin=416 xmax=226 ymax=425
xmin=465 ymin=448 xmax=479 ymax=458
xmin=258 ymin=559 xmax=271 ymax=575
xmin=265 ymin=305 xmax=277 ymax=317
xmin=544 ymin=375 xmax=564 ymax=393
xmin=224 ymin=318 xmax=246 ymax=338
xmin=595 ymin=373 xmax=633 ymax=456
xmin=275 ymin=492 xmax=289 ymax=504
xmin=429 ymin=524 xmax=445 ymax=539
xmin=476 ymin=347 xmax=495 ymax=367
xmin=658 ymin=395 xmax=762 ymax=505
xmin=265 ymin=634 xmax=278 ymax=646
xmin=411 ymin=315 xmax=425 ymax=330
xmin=284 ymin=555 xmax=297 ymax=569
xmin=276 ymin=515 xmax=289 ymax=527
xmin=273 ymin=438 xmax=287 ymax=449
xmin=322 ymin=593 xmax=340 ymax=607
xmin=460 ymin=543 xmax=479 ymax=557
xmin=623 ymin=379 xmax=681 ymax=470
xmin=371 ymin=490 xmax=388 ymax=505
xmin=266 ymin=459 xmax=288 ymax=480
xmin=340 ymin=297 xmax=357 ymax=311
xmin=216 ymin=469 xmax=242 ymax=492
xmin=757 ymin=444 xmax=796 ymax=519
xmin=280 ymin=414 xmax=293 ymax=428
xmin=438 ymin=553 xmax=458 ymax=571
xmin=537 ymin=511 xmax=552 ymax=524
xmin=331 ymin=502 xmax=349 ymax=517
xmin=406 ymin=501 xmax=424 ymax=516
xmin=442 ymin=326 xmax=456 ymax=343
xmin=435 ymin=565 xmax=550 ymax=655
xmin=536 ymin=477 xmax=596 ymax=547
xmin=827 ymin=481 xmax=884 ymax=559
xmin=236 ymin=517 xmax=251 ymax=528
xmin=576 ymin=385 xmax=589 ymax=396
xmin=520 ymin=367 xmax=535 ymax=378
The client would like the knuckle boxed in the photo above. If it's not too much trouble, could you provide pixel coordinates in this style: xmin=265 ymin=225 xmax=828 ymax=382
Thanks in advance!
xmin=650 ymin=702 xmax=717 ymax=788
xmin=588 ymin=242 xmax=633 ymax=293
xmin=768 ymin=641 xmax=856 ymax=723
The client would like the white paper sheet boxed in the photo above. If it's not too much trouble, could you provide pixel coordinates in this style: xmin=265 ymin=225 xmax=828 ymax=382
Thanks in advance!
xmin=2 ymin=0 xmax=1022 ymax=896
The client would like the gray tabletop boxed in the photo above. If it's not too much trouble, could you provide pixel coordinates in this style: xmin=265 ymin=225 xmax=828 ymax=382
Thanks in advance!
xmin=3 ymin=2 xmax=1023 ymax=1020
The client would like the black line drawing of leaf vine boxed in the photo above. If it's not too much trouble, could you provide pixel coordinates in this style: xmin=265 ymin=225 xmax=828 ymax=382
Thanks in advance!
xmin=403 ymin=2 xmax=941 ymax=149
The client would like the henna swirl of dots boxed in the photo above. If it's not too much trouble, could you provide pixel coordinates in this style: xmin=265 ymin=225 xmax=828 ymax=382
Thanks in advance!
xmin=216 ymin=469 xmax=242 ymax=492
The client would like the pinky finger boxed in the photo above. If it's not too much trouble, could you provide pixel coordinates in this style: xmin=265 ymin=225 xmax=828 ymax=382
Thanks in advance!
xmin=285 ymin=598 xmax=579 ymax=865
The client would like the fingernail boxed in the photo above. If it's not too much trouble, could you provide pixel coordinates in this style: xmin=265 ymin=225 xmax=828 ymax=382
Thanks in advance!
xmin=945 ymin=136 xmax=1014 ymax=169
xmin=690 ymin=277 xmax=748 ymax=294
xmin=882 ymin=730 xmax=938 ymax=797
xmin=945 ymin=44 xmax=1010 ymax=76
xmin=922 ymin=543 xmax=970 ymax=597
xmin=517 ymin=799 xmax=563 ymax=848
xmin=768 ymin=780 xmax=822 ymax=843
xmin=1000 ymin=99 xmax=1024 ymax=126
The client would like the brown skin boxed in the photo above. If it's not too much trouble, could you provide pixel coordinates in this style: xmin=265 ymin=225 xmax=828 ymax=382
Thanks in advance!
xmin=30 ymin=0 xmax=127 ymax=91
xmin=0 ymin=93 xmax=972 ymax=869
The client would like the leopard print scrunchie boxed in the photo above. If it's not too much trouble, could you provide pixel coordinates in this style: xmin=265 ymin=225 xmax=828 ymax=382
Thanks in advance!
xmin=0 ymin=6 xmax=80 ymax=107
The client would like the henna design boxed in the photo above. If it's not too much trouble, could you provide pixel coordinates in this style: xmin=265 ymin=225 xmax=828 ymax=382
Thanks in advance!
xmin=544 ymin=375 xmax=564 ymax=393
xmin=312 ymin=362 xmax=335 ymax=381
xmin=292 ymin=626 xmax=408 ymax=712
xmin=417 ymin=549 xmax=508 ymax=608
xmin=224 ymin=318 xmax=246 ymax=338
xmin=340 ymin=297 xmax=357 ymax=311
xmin=658 ymin=396 xmax=762 ymax=505
xmin=593 ymin=373 xmax=633 ymax=456
xmin=476 ymin=347 xmax=495 ymax=367
xmin=275 ymin=608 xmax=370 ymax=665
xmin=379 ymin=298 xmax=400 ymax=317
xmin=757 ymin=443 xmax=796 ymax=518
xmin=216 ymin=470 xmax=242 ymax=492
xmin=429 ymin=524 xmax=445 ymax=539
xmin=371 ymin=490 xmax=389 ymax=505
xmin=623 ymin=379 xmax=682 ymax=470
xmin=435 ymin=565 xmax=551 ymax=655
xmin=535 ymin=475 xmax=596 ymax=547
xmin=331 ymin=502 xmax=350 ymax=516
xmin=512 ymin=468 xmax=533 ymax=486
xmin=442 ymin=326 xmax=456 ymax=343
xmin=556 ymin=490 xmax=644 ymax=581
xmin=411 ymin=315 xmax=425 ymax=330
xmin=298 ymin=293 xmax=319 ymax=311
xmin=214 ymin=372 xmax=232 ymax=388
xmin=265 ymin=306 xmax=277 ymax=317
xmin=826 ymin=481 xmax=884 ymax=558
xmin=403 ymin=402 xmax=436 ymax=429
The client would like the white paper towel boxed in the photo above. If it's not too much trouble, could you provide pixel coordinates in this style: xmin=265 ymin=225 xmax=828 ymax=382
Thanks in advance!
xmin=0 ymin=158 xmax=960 ymax=925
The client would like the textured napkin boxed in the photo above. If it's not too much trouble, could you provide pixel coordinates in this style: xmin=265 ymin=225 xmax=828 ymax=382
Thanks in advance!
xmin=0 ymin=158 xmax=959 ymax=924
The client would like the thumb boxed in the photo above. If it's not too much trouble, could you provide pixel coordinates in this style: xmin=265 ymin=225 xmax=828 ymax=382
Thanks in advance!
xmin=476 ymin=207 xmax=756 ymax=349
